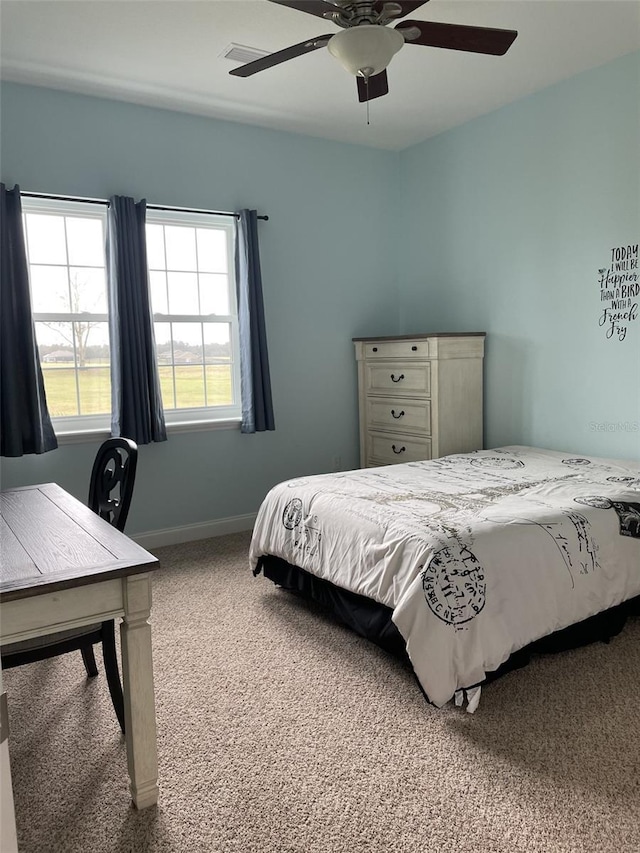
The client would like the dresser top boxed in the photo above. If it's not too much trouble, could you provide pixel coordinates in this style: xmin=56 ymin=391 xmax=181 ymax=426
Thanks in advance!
xmin=351 ymin=332 xmax=486 ymax=342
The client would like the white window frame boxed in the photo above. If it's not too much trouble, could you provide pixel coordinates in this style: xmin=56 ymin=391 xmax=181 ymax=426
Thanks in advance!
xmin=22 ymin=196 xmax=111 ymax=434
xmin=144 ymin=208 xmax=242 ymax=427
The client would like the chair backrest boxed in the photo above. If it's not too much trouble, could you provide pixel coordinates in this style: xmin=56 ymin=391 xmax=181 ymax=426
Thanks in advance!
xmin=88 ymin=438 xmax=138 ymax=532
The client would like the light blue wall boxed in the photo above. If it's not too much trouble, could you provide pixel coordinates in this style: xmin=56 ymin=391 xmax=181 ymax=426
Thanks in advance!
xmin=398 ymin=50 xmax=640 ymax=460
xmin=0 ymin=83 xmax=401 ymax=533
xmin=2 ymin=52 xmax=639 ymax=536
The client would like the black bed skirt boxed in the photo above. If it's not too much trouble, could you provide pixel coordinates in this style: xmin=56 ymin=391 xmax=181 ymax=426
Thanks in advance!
xmin=256 ymin=554 xmax=640 ymax=696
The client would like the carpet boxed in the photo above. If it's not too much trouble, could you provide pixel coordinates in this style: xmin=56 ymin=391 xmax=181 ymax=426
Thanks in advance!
xmin=4 ymin=531 xmax=640 ymax=853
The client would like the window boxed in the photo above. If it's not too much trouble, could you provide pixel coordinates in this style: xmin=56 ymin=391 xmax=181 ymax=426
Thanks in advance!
xmin=22 ymin=197 xmax=241 ymax=434
xmin=145 ymin=210 xmax=240 ymax=425
xmin=23 ymin=198 xmax=110 ymax=433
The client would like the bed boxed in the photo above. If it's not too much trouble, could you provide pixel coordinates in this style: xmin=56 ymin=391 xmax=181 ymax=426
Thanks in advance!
xmin=249 ymin=446 xmax=640 ymax=711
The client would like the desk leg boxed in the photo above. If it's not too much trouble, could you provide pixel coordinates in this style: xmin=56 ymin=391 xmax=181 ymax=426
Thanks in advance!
xmin=121 ymin=574 xmax=159 ymax=809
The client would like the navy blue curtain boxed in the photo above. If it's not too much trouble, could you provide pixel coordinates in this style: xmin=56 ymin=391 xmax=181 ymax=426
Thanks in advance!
xmin=235 ymin=209 xmax=275 ymax=433
xmin=106 ymin=196 xmax=166 ymax=444
xmin=0 ymin=184 xmax=58 ymax=457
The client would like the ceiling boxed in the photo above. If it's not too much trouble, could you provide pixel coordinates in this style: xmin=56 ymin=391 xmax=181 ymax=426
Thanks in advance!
xmin=1 ymin=0 xmax=639 ymax=150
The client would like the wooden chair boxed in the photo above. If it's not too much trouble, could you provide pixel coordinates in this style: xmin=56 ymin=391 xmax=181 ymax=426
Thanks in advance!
xmin=1 ymin=438 xmax=138 ymax=733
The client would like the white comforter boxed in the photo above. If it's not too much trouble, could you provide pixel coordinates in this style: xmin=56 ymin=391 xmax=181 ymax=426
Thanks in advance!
xmin=249 ymin=447 xmax=640 ymax=708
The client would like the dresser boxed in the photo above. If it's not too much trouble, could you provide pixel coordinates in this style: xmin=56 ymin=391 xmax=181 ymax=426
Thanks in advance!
xmin=353 ymin=333 xmax=485 ymax=468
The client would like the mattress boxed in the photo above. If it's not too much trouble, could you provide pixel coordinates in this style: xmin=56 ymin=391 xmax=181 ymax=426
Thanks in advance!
xmin=249 ymin=446 xmax=640 ymax=710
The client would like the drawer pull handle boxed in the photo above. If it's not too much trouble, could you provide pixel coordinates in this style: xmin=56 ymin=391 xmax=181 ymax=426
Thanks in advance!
xmin=372 ymin=347 xmax=378 ymax=352
xmin=411 ymin=345 xmax=418 ymax=351
xmin=392 ymin=445 xmax=406 ymax=454
xmin=390 ymin=373 xmax=405 ymax=383
xmin=391 ymin=409 xmax=405 ymax=419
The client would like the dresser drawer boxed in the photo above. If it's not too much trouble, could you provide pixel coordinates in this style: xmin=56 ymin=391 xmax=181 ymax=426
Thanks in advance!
xmin=366 ymin=397 xmax=431 ymax=435
xmin=364 ymin=340 xmax=429 ymax=359
xmin=365 ymin=362 xmax=430 ymax=397
xmin=366 ymin=432 xmax=432 ymax=466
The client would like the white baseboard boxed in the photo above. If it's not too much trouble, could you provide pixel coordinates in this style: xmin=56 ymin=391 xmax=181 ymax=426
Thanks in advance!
xmin=132 ymin=513 xmax=257 ymax=550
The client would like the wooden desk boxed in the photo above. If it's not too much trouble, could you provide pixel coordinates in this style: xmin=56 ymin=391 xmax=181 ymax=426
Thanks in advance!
xmin=0 ymin=483 xmax=160 ymax=809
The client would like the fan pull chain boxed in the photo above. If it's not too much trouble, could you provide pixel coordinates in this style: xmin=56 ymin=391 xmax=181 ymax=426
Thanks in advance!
xmin=366 ymin=76 xmax=370 ymax=126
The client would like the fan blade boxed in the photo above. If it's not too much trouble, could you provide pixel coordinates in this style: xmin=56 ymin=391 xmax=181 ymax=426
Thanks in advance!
xmin=229 ymin=34 xmax=333 ymax=77
xmin=373 ymin=1 xmax=430 ymax=19
xmin=397 ymin=20 xmax=517 ymax=56
xmin=357 ymin=71 xmax=389 ymax=103
xmin=267 ymin=0 xmax=343 ymax=19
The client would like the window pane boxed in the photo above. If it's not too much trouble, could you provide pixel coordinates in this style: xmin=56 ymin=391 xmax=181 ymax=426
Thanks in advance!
xmin=78 ymin=368 xmax=111 ymax=415
xmin=158 ymin=365 xmax=175 ymax=409
xmin=149 ymin=270 xmax=169 ymax=314
xmin=36 ymin=319 xmax=77 ymax=416
xmin=30 ymin=266 xmax=70 ymax=312
xmin=171 ymin=322 xmax=203 ymax=364
xmin=165 ymin=226 xmax=197 ymax=272
xmin=203 ymin=323 xmax=231 ymax=362
xmin=205 ymin=365 xmax=232 ymax=405
xmin=199 ymin=274 xmax=229 ymax=315
xmin=74 ymin=322 xmax=110 ymax=366
xmin=154 ymin=322 xmax=172 ymax=364
xmin=66 ymin=217 xmax=104 ymax=266
xmin=36 ymin=322 xmax=75 ymax=362
xmin=69 ymin=267 xmax=107 ymax=313
xmin=196 ymin=228 xmax=228 ymax=273
xmin=41 ymin=368 xmax=79 ymax=417
xmin=174 ymin=365 xmax=205 ymax=408
xmin=167 ymin=272 xmax=199 ymax=315
xmin=24 ymin=214 xmax=67 ymax=264
xmin=146 ymin=223 xmax=166 ymax=269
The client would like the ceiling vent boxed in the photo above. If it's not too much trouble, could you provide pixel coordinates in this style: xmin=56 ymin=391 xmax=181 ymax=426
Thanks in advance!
xmin=222 ymin=44 xmax=270 ymax=65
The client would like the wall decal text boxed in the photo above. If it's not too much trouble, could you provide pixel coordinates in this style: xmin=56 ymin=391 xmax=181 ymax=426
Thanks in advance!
xmin=598 ymin=243 xmax=638 ymax=341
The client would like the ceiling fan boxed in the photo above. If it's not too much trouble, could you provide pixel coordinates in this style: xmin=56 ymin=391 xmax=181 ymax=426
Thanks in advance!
xmin=229 ymin=0 xmax=518 ymax=103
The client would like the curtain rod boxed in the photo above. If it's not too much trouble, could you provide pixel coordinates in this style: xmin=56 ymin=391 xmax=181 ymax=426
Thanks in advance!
xmin=20 ymin=191 xmax=269 ymax=221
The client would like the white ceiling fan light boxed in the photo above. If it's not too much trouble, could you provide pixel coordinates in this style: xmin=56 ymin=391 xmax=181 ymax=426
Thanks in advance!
xmin=327 ymin=24 xmax=405 ymax=79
